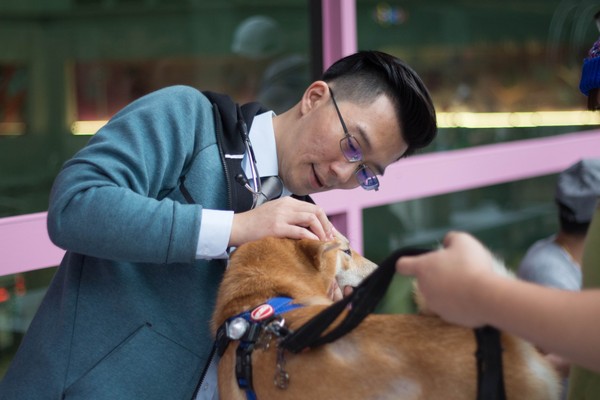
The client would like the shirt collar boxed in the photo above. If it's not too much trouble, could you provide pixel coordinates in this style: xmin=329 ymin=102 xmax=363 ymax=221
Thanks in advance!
xmin=247 ymin=111 xmax=278 ymax=177
xmin=244 ymin=111 xmax=292 ymax=197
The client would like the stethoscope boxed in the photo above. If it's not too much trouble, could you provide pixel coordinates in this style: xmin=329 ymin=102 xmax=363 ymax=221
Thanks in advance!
xmin=234 ymin=105 xmax=282 ymax=208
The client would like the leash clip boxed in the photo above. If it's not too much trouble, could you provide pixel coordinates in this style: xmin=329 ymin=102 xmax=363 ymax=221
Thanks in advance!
xmin=265 ymin=317 xmax=291 ymax=338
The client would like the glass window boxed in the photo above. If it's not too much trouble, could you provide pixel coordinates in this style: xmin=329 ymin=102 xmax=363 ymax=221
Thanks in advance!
xmin=367 ymin=174 xmax=559 ymax=314
xmin=357 ymin=0 xmax=600 ymax=147
xmin=69 ymin=8 xmax=312 ymax=134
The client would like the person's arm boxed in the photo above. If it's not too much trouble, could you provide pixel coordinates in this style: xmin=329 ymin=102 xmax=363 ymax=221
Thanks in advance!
xmin=47 ymin=86 xmax=209 ymax=264
xmin=48 ymin=85 xmax=333 ymax=264
xmin=396 ymin=231 xmax=600 ymax=374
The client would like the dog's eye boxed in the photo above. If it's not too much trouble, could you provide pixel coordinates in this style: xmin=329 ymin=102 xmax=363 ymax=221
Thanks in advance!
xmin=342 ymin=248 xmax=352 ymax=256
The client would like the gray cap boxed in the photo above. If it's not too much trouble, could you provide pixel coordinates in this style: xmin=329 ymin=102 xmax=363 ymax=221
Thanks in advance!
xmin=555 ymin=159 xmax=600 ymax=223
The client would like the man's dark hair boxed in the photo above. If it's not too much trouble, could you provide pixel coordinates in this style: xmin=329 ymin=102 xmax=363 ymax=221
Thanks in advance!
xmin=558 ymin=202 xmax=591 ymax=236
xmin=321 ymin=50 xmax=437 ymax=157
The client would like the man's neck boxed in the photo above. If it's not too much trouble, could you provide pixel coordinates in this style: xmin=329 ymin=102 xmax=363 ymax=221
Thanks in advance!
xmin=555 ymin=231 xmax=586 ymax=267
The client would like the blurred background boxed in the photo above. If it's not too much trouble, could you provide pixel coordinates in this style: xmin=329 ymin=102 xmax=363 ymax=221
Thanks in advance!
xmin=1 ymin=0 xmax=599 ymax=377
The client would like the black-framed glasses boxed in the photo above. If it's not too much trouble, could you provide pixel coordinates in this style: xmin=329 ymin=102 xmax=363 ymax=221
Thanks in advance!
xmin=329 ymin=87 xmax=380 ymax=191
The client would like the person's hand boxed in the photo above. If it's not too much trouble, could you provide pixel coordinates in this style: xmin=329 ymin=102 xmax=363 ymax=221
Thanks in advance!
xmin=328 ymin=280 xmax=343 ymax=301
xmin=229 ymin=197 xmax=334 ymax=247
xmin=395 ymin=231 xmax=497 ymax=327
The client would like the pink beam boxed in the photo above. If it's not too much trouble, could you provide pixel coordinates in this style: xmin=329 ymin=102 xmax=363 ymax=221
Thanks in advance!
xmin=2 ymin=130 xmax=600 ymax=276
xmin=0 ymin=212 xmax=64 ymax=276
xmin=322 ymin=0 xmax=357 ymax=70
xmin=313 ymin=129 xmax=600 ymax=253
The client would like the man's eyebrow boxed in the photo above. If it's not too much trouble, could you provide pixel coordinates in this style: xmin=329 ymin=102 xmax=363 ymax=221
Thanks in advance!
xmin=355 ymin=125 xmax=384 ymax=175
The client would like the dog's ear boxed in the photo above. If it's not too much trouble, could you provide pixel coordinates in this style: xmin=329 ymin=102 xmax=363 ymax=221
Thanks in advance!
xmin=297 ymin=239 xmax=340 ymax=270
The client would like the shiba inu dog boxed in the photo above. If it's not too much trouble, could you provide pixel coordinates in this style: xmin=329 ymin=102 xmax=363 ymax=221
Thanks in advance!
xmin=211 ymin=233 xmax=560 ymax=400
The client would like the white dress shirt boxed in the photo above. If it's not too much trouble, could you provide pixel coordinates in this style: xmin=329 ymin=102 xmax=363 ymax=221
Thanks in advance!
xmin=195 ymin=111 xmax=289 ymax=259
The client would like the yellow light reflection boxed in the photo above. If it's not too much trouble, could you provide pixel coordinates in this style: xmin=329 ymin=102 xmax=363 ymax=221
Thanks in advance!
xmin=70 ymin=111 xmax=600 ymax=135
xmin=70 ymin=120 xmax=108 ymax=136
xmin=436 ymin=111 xmax=600 ymax=129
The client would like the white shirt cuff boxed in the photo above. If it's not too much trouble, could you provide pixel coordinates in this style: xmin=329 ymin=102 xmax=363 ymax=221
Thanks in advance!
xmin=196 ymin=209 xmax=234 ymax=259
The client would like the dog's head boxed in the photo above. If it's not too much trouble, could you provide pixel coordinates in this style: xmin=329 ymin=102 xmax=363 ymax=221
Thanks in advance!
xmin=331 ymin=229 xmax=378 ymax=289
xmin=211 ymin=231 xmax=377 ymax=333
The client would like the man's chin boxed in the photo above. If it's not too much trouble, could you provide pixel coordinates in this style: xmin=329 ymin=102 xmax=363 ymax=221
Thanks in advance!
xmin=302 ymin=185 xmax=329 ymax=196
xmin=284 ymin=182 xmax=309 ymax=197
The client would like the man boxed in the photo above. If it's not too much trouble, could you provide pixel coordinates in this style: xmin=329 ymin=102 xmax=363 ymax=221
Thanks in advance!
xmin=0 ymin=51 xmax=437 ymax=399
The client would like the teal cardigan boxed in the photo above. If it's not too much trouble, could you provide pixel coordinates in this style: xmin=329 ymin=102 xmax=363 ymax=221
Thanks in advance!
xmin=1 ymin=86 xmax=237 ymax=399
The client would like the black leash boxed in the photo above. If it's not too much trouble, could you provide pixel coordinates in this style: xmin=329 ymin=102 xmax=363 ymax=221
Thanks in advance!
xmin=279 ymin=247 xmax=430 ymax=353
xmin=278 ymin=246 xmax=506 ymax=400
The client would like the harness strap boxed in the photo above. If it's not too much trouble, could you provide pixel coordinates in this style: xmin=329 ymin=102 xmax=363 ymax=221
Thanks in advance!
xmin=475 ymin=326 xmax=507 ymax=400
xmin=236 ymin=325 xmax=261 ymax=400
xmin=216 ymin=297 xmax=302 ymax=400
xmin=202 ymin=91 xmax=266 ymax=213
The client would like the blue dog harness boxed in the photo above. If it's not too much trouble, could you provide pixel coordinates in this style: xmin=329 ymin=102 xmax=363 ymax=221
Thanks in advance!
xmin=215 ymin=297 xmax=303 ymax=400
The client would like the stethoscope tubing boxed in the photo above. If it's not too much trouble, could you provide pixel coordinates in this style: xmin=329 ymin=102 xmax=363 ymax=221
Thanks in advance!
xmin=236 ymin=105 xmax=264 ymax=208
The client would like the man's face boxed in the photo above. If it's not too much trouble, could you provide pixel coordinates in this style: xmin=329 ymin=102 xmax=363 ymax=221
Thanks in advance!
xmin=277 ymin=83 xmax=408 ymax=196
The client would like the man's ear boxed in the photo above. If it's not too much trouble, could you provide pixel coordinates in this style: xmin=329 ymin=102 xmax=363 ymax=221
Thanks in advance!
xmin=297 ymin=238 xmax=339 ymax=271
xmin=300 ymin=80 xmax=329 ymax=116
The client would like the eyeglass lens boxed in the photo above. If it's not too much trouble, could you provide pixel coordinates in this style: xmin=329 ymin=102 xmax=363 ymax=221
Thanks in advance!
xmin=340 ymin=135 xmax=362 ymax=163
xmin=356 ymin=166 xmax=378 ymax=190
xmin=331 ymin=86 xmax=380 ymax=191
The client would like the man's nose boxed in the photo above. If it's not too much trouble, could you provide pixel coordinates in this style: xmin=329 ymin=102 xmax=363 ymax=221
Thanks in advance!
xmin=330 ymin=161 xmax=356 ymax=185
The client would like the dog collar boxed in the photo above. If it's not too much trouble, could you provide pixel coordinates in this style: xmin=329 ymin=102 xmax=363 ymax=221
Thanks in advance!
xmin=216 ymin=297 xmax=302 ymax=355
xmin=215 ymin=297 xmax=303 ymax=400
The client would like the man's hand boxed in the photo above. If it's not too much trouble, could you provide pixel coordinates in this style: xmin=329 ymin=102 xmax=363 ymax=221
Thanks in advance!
xmin=229 ymin=197 xmax=334 ymax=247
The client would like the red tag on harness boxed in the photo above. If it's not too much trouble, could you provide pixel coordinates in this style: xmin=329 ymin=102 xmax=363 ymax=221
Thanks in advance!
xmin=250 ymin=304 xmax=275 ymax=321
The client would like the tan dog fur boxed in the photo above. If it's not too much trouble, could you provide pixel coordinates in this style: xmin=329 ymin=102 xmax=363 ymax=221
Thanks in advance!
xmin=212 ymin=235 xmax=560 ymax=400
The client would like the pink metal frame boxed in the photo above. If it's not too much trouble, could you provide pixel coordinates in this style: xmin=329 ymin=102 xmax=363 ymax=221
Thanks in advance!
xmin=3 ymin=129 xmax=600 ymax=276
xmin=321 ymin=0 xmax=357 ymax=70
xmin=2 ymin=0 xmax=600 ymax=276
xmin=1 ymin=212 xmax=64 ymax=275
